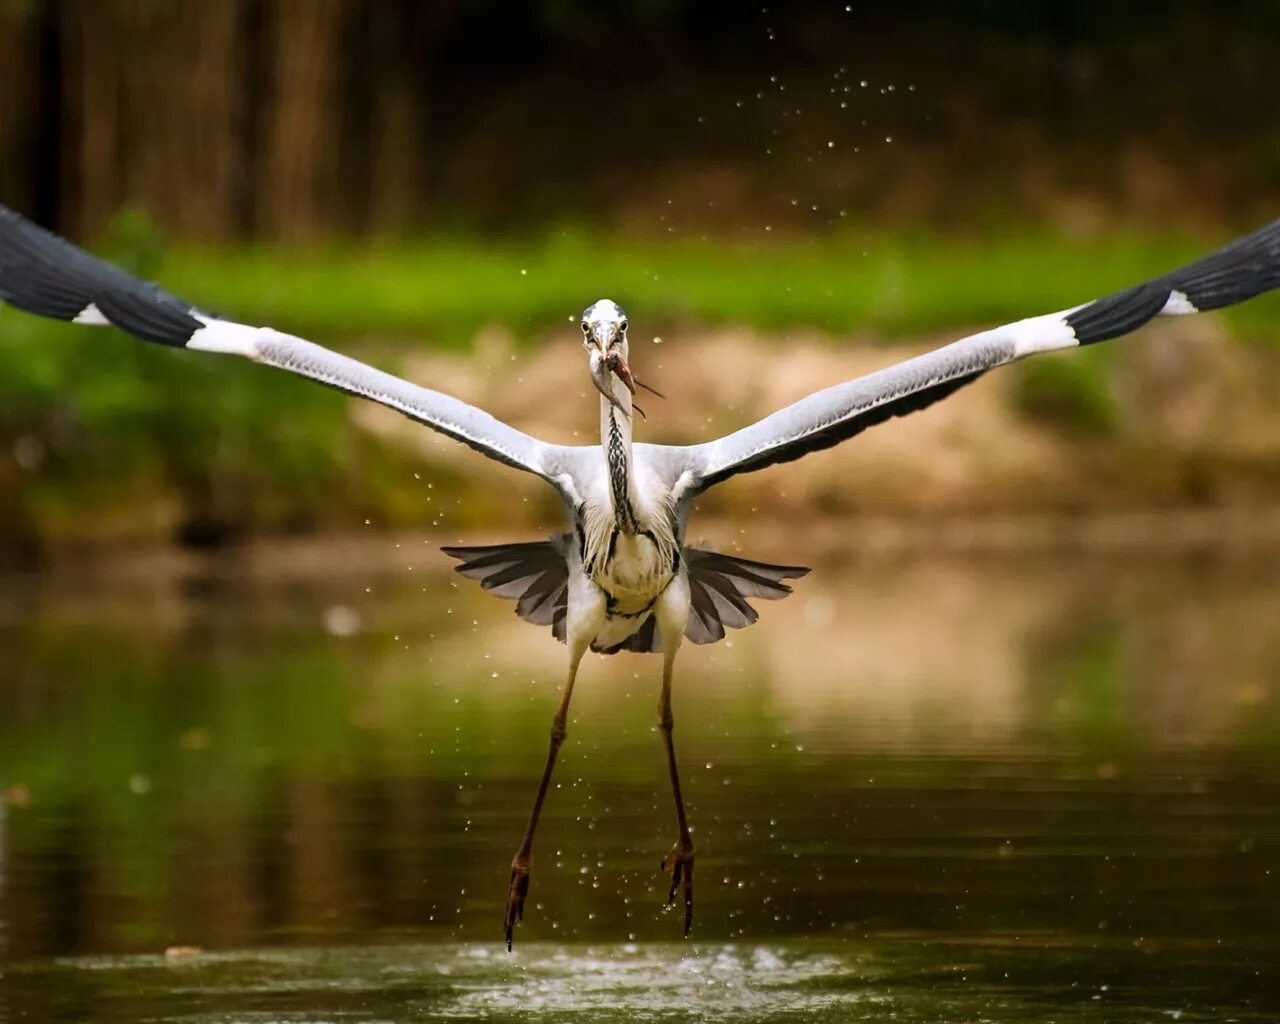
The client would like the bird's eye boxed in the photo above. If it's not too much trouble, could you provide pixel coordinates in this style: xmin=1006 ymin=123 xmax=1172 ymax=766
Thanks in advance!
xmin=619 ymin=319 xmax=628 ymax=332
xmin=580 ymin=321 xmax=591 ymax=334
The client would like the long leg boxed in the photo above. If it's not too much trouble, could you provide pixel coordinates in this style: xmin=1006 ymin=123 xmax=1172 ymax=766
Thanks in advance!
xmin=654 ymin=576 xmax=694 ymax=936
xmin=504 ymin=580 xmax=604 ymax=951
xmin=658 ymin=649 xmax=695 ymax=934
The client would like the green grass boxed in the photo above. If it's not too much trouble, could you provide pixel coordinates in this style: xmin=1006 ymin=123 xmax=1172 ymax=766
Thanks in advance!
xmin=4 ymin=224 xmax=1280 ymax=546
xmin=157 ymin=227 xmax=1280 ymax=344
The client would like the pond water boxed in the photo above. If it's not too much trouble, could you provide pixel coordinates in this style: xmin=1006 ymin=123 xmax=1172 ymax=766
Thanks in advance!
xmin=0 ymin=539 xmax=1278 ymax=1022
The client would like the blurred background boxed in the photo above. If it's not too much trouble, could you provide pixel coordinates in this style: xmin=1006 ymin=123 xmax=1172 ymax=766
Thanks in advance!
xmin=2 ymin=0 xmax=1280 ymax=549
xmin=2 ymin=4 xmax=1280 ymax=1021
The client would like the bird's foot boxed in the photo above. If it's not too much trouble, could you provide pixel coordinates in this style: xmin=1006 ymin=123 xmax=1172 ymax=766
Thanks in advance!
xmin=660 ymin=837 xmax=694 ymax=936
xmin=504 ymin=854 xmax=532 ymax=951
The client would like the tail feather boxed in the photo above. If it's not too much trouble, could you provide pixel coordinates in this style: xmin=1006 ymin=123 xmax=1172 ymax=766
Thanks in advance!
xmin=441 ymin=536 xmax=808 ymax=652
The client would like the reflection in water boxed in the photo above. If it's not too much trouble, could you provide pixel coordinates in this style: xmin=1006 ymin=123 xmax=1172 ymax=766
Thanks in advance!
xmin=0 ymin=544 xmax=1278 ymax=1021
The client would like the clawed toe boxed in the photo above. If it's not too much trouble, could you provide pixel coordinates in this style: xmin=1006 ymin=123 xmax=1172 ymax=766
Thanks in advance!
xmin=504 ymin=859 xmax=532 ymax=951
xmin=660 ymin=840 xmax=695 ymax=936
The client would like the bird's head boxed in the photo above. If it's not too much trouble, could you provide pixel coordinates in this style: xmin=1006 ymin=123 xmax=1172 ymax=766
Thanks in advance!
xmin=581 ymin=298 xmax=636 ymax=416
xmin=580 ymin=298 xmax=664 ymax=418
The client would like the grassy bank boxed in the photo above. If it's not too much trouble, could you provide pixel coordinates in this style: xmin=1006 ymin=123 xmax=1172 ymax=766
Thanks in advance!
xmin=2 ymin=225 xmax=1279 ymax=550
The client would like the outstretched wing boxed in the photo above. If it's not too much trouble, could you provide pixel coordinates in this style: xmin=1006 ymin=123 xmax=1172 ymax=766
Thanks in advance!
xmin=675 ymin=219 xmax=1280 ymax=496
xmin=0 ymin=203 xmax=567 ymax=483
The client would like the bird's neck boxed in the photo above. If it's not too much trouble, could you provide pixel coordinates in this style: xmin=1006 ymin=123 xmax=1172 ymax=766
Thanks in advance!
xmin=599 ymin=378 xmax=641 ymax=535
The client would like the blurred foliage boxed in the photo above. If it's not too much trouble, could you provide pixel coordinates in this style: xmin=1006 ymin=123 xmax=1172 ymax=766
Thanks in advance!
xmin=1009 ymin=348 xmax=1119 ymax=439
xmin=98 ymin=205 xmax=169 ymax=280
xmin=5 ymin=1 xmax=1280 ymax=240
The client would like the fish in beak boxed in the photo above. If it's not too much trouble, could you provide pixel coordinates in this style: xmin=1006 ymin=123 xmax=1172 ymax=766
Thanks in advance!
xmin=589 ymin=346 xmax=631 ymax=417
xmin=581 ymin=301 xmax=664 ymax=419
xmin=590 ymin=346 xmax=659 ymax=420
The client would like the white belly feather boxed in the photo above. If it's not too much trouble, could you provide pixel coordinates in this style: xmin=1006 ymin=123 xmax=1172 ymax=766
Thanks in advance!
xmin=578 ymin=489 xmax=679 ymax=649
xmin=595 ymin=532 xmax=672 ymax=610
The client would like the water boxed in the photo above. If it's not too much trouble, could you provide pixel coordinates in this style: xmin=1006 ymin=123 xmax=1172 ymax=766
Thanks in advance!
xmin=1 ymin=542 xmax=1278 ymax=1021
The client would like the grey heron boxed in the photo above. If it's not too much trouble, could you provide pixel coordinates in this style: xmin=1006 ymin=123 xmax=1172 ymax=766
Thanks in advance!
xmin=2 ymin=204 xmax=1279 ymax=949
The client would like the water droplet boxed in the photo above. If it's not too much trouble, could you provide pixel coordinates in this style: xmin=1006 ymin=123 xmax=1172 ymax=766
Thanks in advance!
xmin=323 ymin=605 xmax=361 ymax=637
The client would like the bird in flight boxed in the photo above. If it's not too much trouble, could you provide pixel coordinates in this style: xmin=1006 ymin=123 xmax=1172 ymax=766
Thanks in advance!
xmin=2 ymin=205 xmax=1278 ymax=948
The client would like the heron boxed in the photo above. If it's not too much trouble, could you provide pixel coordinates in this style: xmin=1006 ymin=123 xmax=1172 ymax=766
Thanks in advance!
xmin=2 ymin=205 xmax=1279 ymax=948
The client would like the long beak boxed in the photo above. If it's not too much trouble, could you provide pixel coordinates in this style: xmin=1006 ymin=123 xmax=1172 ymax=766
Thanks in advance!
xmin=589 ymin=348 xmax=630 ymax=417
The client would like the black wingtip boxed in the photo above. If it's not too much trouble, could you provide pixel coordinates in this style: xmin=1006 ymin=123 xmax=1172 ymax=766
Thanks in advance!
xmin=1066 ymin=218 xmax=1280 ymax=346
xmin=0 ymin=202 xmax=203 ymax=346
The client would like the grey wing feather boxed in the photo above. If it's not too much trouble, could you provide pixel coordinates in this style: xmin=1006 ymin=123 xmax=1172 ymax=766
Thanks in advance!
xmin=674 ymin=218 xmax=1280 ymax=497
xmin=442 ymin=536 xmax=571 ymax=630
xmin=0 ymin=202 xmax=569 ymax=485
xmin=250 ymin=333 xmax=563 ymax=478
xmin=516 ymin=570 xmax=567 ymax=626
xmin=682 ymin=547 xmax=809 ymax=646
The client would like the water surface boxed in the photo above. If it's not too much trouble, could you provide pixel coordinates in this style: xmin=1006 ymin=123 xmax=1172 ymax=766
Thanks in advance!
xmin=0 ymin=542 xmax=1278 ymax=1021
